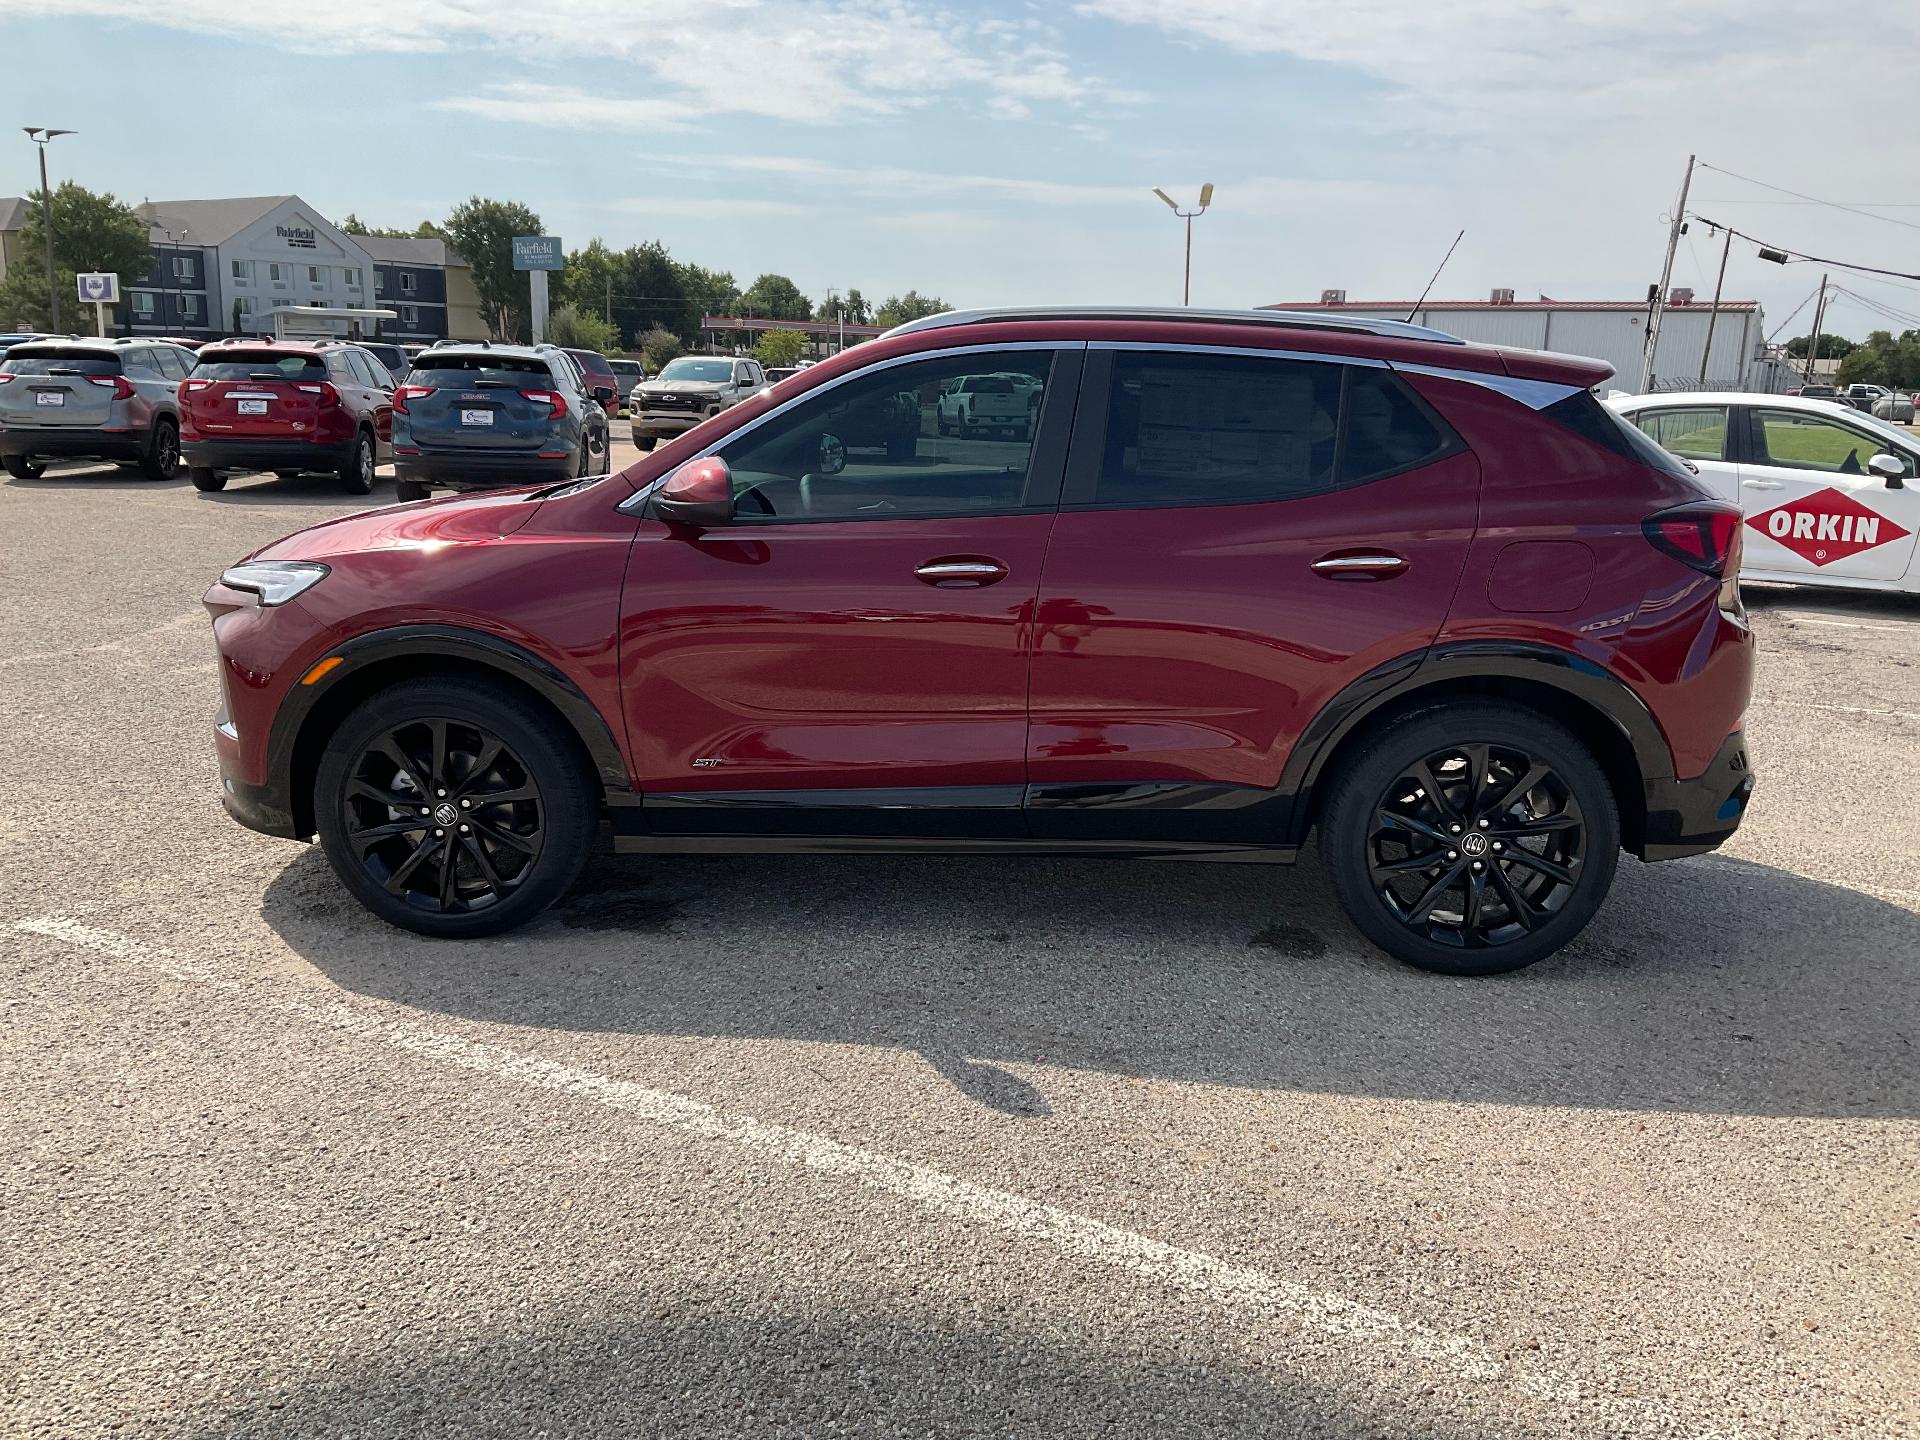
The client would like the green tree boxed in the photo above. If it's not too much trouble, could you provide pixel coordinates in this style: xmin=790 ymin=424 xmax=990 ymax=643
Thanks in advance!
xmin=443 ymin=196 xmax=544 ymax=343
xmin=338 ymin=213 xmax=446 ymax=240
xmin=545 ymin=304 xmax=619 ymax=353
xmin=1833 ymin=329 xmax=1920 ymax=388
xmin=677 ymin=262 xmax=740 ymax=330
xmin=638 ymin=326 xmax=684 ymax=372
xmin=739 ymin=273 xmax=812 ymax=321
xmin=1785 ymin=333 xmax=1857 ymax=360
xmin=0 ymin=182 xmax=152 ymax=332
xmin=820 ymin=288 xmax=871 ymax=326
xmin=873 ymin=290 xmax=951 ymax=328
xmin=559 ymin=238 xmax=618 ymax=334
xmin=754 ymin=329 xmax=808 ymax=369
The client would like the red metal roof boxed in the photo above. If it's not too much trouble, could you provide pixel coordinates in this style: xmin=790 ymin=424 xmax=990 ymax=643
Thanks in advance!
xmin=1265 ymin=299 xmax=1761 ymax=313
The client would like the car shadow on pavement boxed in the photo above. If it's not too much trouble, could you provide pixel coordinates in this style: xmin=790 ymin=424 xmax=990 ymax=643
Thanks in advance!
xmin=263 ymin=846 xmax=1918 ymax=1122
xmin=192 ymin=470 xmax=400 ymax=504
xmin=168 ymin=1297 xmax=1573 ymax=1440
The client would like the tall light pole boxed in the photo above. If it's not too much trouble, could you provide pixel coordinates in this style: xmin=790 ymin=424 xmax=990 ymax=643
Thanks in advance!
xmin=1152 ymin=184 xmax=1214 ymax=306
xmin=24 ymin=127 xmax=76 ymax=333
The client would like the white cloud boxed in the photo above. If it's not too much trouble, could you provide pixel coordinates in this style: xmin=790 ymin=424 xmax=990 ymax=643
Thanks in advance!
xmin=432 ymin=83 xmax=692 ymax=133
xmin=30 ymin=0 xmax=1119 ymax=126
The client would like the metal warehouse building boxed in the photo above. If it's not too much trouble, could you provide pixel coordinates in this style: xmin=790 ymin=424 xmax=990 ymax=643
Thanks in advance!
xmin=1264 ymin=290 xmax=1791 ymax=395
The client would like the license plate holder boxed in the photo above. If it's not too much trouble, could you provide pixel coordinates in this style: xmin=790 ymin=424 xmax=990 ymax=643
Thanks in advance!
xmin=35 ymin=390 xmax=65 ymax=407
xmin=237 ymin=399 xmax=268 ymax=415
xmin=460 ymin=409 xmax=494 ymax=427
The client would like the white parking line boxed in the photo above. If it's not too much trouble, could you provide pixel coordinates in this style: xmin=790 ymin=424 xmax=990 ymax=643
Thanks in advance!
xmin=1775 ymin=616 xmax=1912 ymax=633
xmin=6 ymin=913 xmax=1738 ymax=1438
xmin=1752 ymin=698 xmax=1920 ymax=722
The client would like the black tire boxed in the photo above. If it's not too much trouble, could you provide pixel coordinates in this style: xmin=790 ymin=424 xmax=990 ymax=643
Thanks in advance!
xmin=314 ymin=676 xmax=597 ymax=938
xmin=140 ymin=417 xmax=180 ymax=481
xmin=394 ymin=478 xmax=430 ymax=502
xmin=1319 ymin=703 xmax=1619 ymax=976
xmin=3 ymin=454 xmax=45 ymax=479
xmin=340 ymin=430 xmax=375 ymax=495
xmin=189 ymin=466 xmax=226 ymax=492
xmin=636 ymin=435 xmax=657 ymax=453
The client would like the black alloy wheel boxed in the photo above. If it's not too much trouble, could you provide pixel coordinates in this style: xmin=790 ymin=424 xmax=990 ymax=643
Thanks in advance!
xmin=142 ymin=418 xmax=180 ymax=481
xmin=1322 ymin=705 xmax=1618 ymax=975
xmin=316 ymin=678 xmax=595 ymax=937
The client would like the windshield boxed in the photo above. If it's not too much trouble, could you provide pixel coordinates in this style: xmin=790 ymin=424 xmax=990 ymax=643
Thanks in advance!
xmin=657 ymin=358 xmax=733 ymax=383
xmin=1848 ymin=407 xmax=1920 ymax=452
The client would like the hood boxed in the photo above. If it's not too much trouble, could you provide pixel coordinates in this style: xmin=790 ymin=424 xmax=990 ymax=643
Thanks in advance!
xmin=246 ymin=484 xmax=547 ymax=564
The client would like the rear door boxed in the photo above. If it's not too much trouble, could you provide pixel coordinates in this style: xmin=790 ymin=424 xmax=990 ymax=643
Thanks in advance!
xmin=1734 ymin=404 xmax=1920 ymax=583
xmin=401 ymin=354 xmax=566 ymax=453
xmin=1024 ymin=346 xmax=1479 ymax=842
xmin=0 ymin=348 xmax=121 ymax=429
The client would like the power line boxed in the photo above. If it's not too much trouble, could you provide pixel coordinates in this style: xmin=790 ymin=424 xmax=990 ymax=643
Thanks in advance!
xmin=1689 ymin=214 xmax=1920 ymax=283
xmin=1764 ymin=286 xmax=1820 ymax=342
xmin=1697 ymin=162 xmax=1920 ymax=234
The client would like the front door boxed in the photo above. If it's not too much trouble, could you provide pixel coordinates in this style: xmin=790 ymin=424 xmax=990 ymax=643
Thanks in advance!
xmin=619 ymin=344 xmax=1082 ymax=835
xmin=1735 ymin=405 xmax=1919 ymax=583
xmin=1024 ymin=346 xmax=1480 ymax=843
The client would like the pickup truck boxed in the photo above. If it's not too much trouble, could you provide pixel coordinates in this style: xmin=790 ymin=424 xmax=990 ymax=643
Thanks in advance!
xmin=1837 ymin=383 xmax=1891 ymax=412
xmin=631 ymin=355 xmax=767 ymax=449
xmin=935 ymin=373 xmax=1032 ymax=439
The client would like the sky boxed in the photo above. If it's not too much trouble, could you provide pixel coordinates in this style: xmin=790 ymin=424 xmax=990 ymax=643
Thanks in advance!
xmin=5 ymin=1 xmax=1920 ymax=341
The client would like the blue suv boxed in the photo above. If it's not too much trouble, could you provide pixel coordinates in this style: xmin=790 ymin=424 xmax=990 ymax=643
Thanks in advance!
xmin=390 ymin=342 xmax=610 ymax=501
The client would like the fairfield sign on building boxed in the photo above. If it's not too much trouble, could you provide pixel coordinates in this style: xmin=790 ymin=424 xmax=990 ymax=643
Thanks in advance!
xmin=274 ymin=223 xmax=318 ymax=249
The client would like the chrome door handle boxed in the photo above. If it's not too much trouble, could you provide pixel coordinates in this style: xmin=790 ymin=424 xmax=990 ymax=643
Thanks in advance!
xmin=915 ymin=558 xmax=1008 ymax=587
xmin=1311 ymin=552 xmax=1409 ymax=579
xmin=1743 ymin=480 xmax=1783 ymax=490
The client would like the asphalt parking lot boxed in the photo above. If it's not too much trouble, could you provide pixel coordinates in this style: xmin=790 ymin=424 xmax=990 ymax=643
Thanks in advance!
xmin=3 ymin=444 xmax=1916 ymax=1439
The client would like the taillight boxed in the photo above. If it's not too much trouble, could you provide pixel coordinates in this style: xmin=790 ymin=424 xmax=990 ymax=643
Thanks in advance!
xmin=88 ymin=374 xmax=137 ymax=401
xmin=1642 ymin=502 xmax=1740 ymax=576
xmin=296 ymin=382 xmax=341 ymax=408
xmin=393 ymin=384 xmax=434 ymax=414
xmin=521 ymin=388 xmax=568 ymax=420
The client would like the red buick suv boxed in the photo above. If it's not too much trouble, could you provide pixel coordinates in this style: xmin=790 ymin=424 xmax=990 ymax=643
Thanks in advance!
xmin=204 ymin=308 xmax=1755 ymax=975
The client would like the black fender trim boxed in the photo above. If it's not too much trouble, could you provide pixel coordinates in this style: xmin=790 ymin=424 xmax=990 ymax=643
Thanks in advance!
xmin=269 ymin=624 xmax=634 ymax=804
xmin=1276 ymin=640 xmax=1675 ymax=846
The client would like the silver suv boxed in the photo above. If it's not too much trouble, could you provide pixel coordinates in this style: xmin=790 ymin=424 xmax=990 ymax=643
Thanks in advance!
xmin=0 ymin=337 xmax=196 ymax=480
xmin=631 ymin=355 xmax=767 ymax=450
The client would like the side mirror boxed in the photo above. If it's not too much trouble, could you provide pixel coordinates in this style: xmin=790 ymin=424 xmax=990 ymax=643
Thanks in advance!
xmin=816 ymin=433 xmax=846 ymax=476
xmin=654 ymin=456 xmax=734 ymax=526
xmin=1868 ymin=453 xmax=1906 ymax=488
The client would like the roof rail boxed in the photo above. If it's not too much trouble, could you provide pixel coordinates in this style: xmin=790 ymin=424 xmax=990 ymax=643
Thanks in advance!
xmin=881 ymin=305 xmax=1466 ymax=346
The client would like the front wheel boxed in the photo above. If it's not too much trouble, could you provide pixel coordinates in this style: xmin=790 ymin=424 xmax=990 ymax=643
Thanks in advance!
xmin=314 ymin=677 xmax=596 ymax=938
xmin=3 ymin=455 xmax=45 ymax=479
xmin=1320 ymin=704 xmax=1619 ymax=976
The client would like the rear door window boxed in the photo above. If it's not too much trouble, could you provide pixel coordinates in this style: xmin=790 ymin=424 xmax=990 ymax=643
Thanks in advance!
xmin=1632 ymin=406 xmax=1727 ymax=461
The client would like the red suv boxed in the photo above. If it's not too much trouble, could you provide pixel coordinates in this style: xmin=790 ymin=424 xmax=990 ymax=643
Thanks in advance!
xmin=203 ymin=307 xmax=1755 ymax=975
xmin=179 ymin=339 xmax=394 ymax=494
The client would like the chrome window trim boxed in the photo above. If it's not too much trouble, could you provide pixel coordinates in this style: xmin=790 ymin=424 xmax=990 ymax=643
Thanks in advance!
xmin=1390 ymin=362 xmax=1581 ymax=411
xmin=616 ymin=340 xmax=1074 ymax=514
xmin=1086 ymin=339 xmax=1386 ymax=369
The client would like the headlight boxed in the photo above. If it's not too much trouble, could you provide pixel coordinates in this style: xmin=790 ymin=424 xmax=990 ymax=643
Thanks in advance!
xmin=219 ymin=560 xmax=330 ymax=607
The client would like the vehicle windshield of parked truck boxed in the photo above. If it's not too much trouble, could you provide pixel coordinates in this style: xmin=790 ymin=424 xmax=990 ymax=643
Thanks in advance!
xmin=656 ymin=358 xmax=734 ymax=382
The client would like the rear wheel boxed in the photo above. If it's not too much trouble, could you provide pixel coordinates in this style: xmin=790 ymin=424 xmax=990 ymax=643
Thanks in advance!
xmin=314 ymin=677 xmax=596 ymax=938
xmin=3 ymin=455 xmax=44 ymax=479
xmin=395 ymin=478 xmax=431 ymax=502
xmin=1320 ymin=704 xmax=1619 ymax=976
xmin=636 ymin=435 xmax=657 ymax=453
xmin=188 ymin=466 xmax=226 ymax=492
xmin=340 ymin=430 xmax=375 ymax=495
xmin=140 ymin=418 xmax=180 ymax=481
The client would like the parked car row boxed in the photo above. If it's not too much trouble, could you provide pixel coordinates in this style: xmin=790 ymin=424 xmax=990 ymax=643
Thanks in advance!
xmin=0 ymin=336 xmax=612 ymax=497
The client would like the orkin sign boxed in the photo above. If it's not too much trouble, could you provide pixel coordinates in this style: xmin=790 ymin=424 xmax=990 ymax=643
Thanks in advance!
xmin=1746 ymin=486 xmax=1912 ymax=567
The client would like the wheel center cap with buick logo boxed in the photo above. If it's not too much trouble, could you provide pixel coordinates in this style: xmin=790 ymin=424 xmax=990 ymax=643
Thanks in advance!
xmin=1461 ymin=831 xmax=1489 ymax=857
xmin=433 ymin=803 xmax=459 ymax=827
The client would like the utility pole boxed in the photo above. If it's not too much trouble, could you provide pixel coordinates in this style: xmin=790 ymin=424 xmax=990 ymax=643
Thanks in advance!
xmin=1640 ymin=152 xmax=1695 ymax=392
xmin=1804 ymin=274 xmax=1830 ymax=385
xmin=1698 ymin=225 xmax=1733 ymax=387
xmin=24 ymin=128 xmax=76 ymax=332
